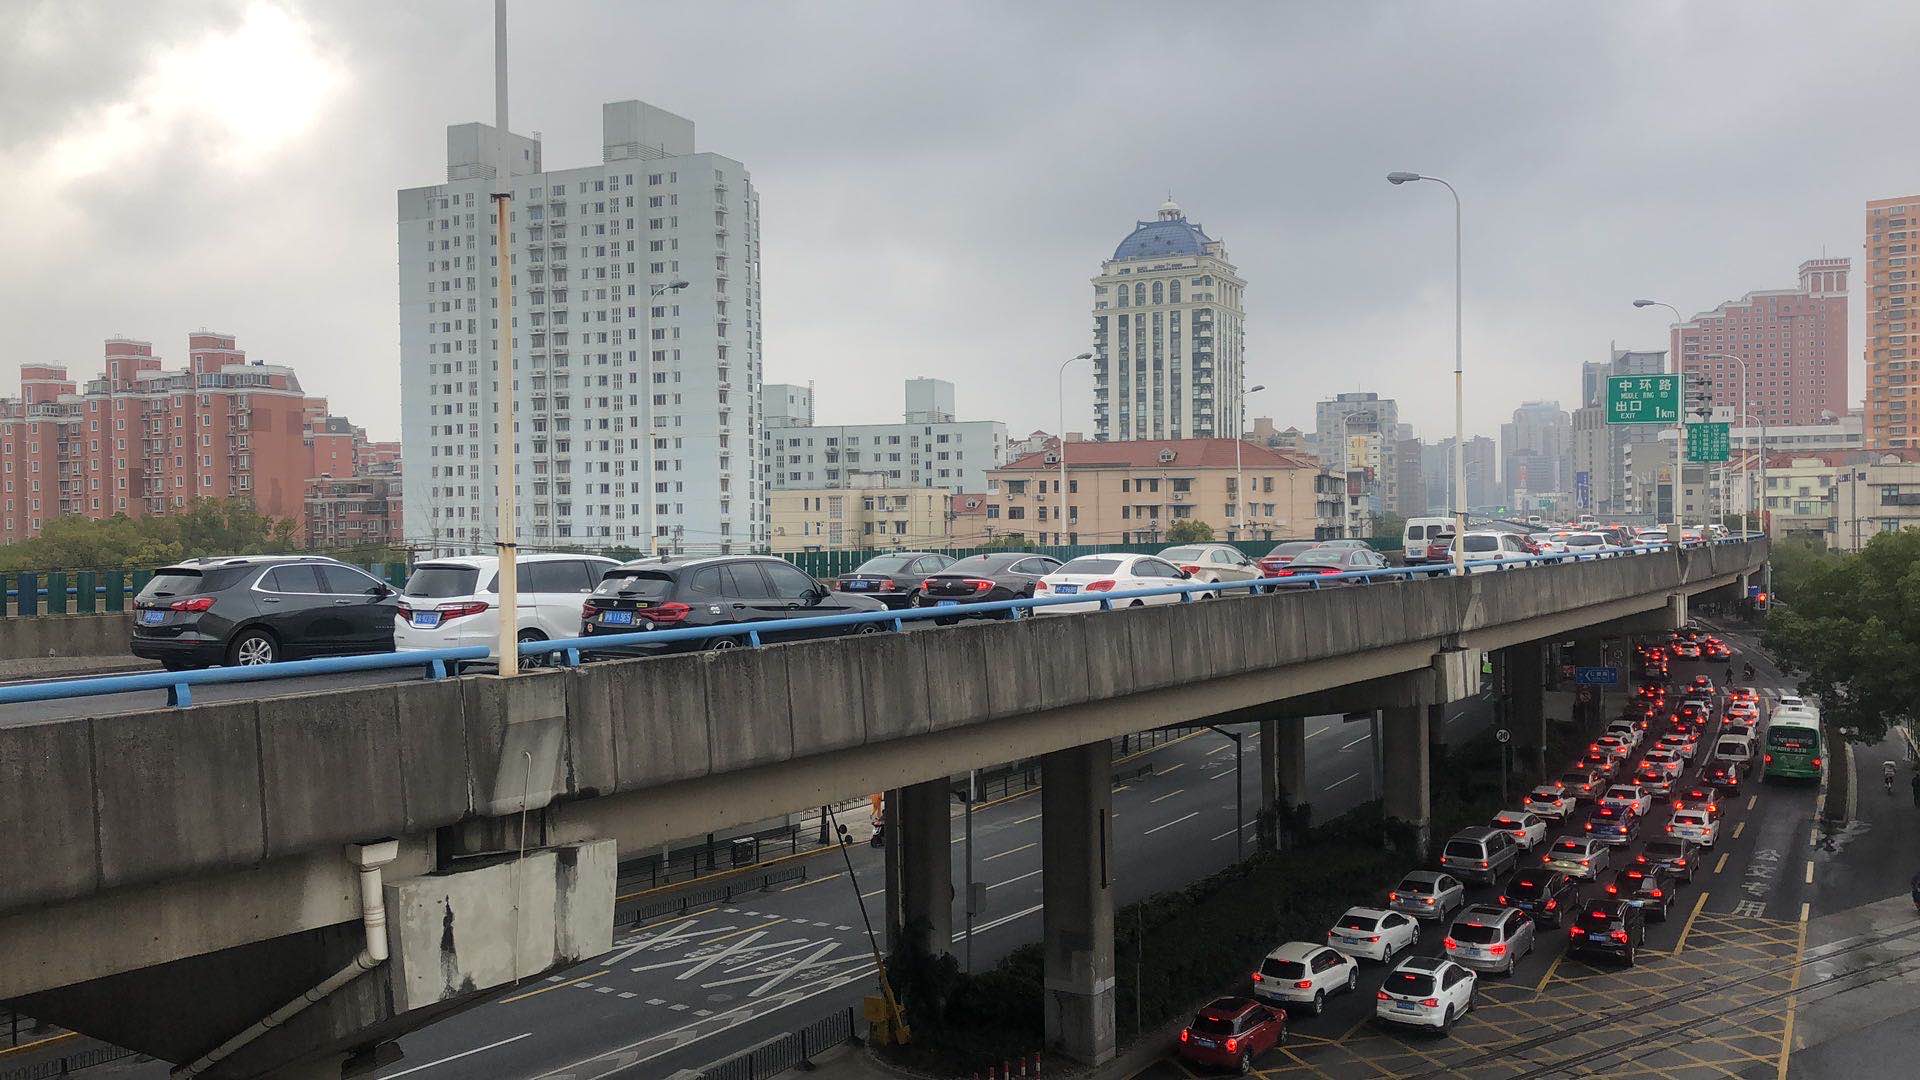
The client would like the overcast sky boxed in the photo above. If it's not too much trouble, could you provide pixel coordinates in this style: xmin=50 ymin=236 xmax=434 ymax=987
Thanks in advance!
xmin=5 ymin=1 xmax=1917 ymax=445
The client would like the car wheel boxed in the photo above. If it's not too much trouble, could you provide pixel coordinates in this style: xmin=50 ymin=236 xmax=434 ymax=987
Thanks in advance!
xmin=1440 ymin=1005 xmax=1456 ymax=1036
xmin=854 ymin=623 xmax=885 ymax=636
xmin=707 ymin=637 xmax=741 ymax=652
xmin=1128 ymin=599 xmax=1145 ymax=608
xmin=1410 ymin=925 xmax=1420 ymax=948
xmin=1312 ymin=990 xmax=1325 ymax=1016
xmin=517 ymin=629 xmax=548 ymax=668
xmin=227 ymin=629 xmax=277 ymax=666
xmin=1236 ymin=1050 xmax=1251 ymax=1075
xmin=1346 ymin=968 xmax=1358 ymax=994
xmin=1622 ymin=947 xmax=1636 ymax=967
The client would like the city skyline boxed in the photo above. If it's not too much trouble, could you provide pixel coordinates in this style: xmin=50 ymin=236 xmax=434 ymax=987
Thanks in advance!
xmin=5 ymin=3 xmax=1918 ymax=450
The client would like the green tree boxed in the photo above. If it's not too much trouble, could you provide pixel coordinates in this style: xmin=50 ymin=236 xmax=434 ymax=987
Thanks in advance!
xmin=1372 ymin=513 xmax=1408 ymax=544
xmin=982 ymin=531 xmax=1028 ymax=549
xmin=0 ymin=498 xmax=299 ymax=572
xmin=1766 ymin=537 xmax=1844 ymax=606
xmin=1165 ymin=519 xmax=1215 ymax=543
xmin=1764 ymin=530 xmax=1920 ymax=745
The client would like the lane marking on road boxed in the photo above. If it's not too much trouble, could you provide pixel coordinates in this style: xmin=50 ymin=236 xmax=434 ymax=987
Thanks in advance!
xmin=1747 ymin=795 xmax=1759 ymax=811
xmin=955 ymin=902 xmax=1045 ymax=941
xmin=1144 ymin=811 xmax=1199 ymax=835
xmin=380 ymin=1033 xmax=532 ymax=1077
xmin=859 ymin=888 xmax=884 ymax=899
xmin=1340 ymin=734 xmax=1370 ymax=751
xmin=780 ymin=872 xmax=841 ymax=892
xmin=1149 ymin=788 xmax=1185 ymax=804
xmin=1533 ymin=953 xmax=1565 ymax=993
xmin=1326 ymin=772 xmax=1361 ymax=790
xmin=1208 ymin=743 xmax=1236 ymax=756
xmin=1714 ymin=852 xmax=1730 ymax=875
xmin=984 ymin=843 xmax=1035 ymax=862
xmin=1207 ymin=766 xmax=1238 ymax=781
xmin=1804 ymin=861 xmax=1814 ymax=885
xmin=1674 ymin=891 xmax=1710 ymax=956
xmin=1800 ymin=902 xmax=1811 ymax=923
xmin=0 ymin=1032 xmax=77 ymax=1058
xmin=1777 ymin=906 xmax=1812 ymax=1080
xmin=1733 ymin=821 xmax=1746 ymax=839
xmin=1207 ymin=821 xmax=1257 ymax=842
xmin=987 ymin=868 xmax=1043 ymax=891
xmin=1306 ymin=726 xmax=1329 ymax=739
xmin=1160 ymin=763 xmax=1186 ymax=776
xmin=1010 ymin=813 xmax=1040 ymax=826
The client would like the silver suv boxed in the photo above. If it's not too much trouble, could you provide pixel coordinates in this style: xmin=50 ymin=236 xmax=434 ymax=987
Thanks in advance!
xmin=1439 ymin=826 xmax=1520 ymax=884
xmin=1444 ymin=905 xmax=1537 ymax=975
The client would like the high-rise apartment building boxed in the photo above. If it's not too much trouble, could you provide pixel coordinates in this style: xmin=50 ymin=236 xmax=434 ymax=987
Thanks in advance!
xmin=399 ymin=100 xmax=763 ymax=555
xmin=1091 ymin=199 xmax=1246 ymax=441
xmin=1314 ymin=393 xmax=1400 ymax=516
xmin=1576 ymin=347 xmax=1666 ymax=513
xmin=1671 ymin=259 xmax=1848 ymax=430
xmin=1501 ymin=401 xmax=1571 ymax=500
xmin=1421 ymin=436 xmax=1495 ymax=512
xmin=763 ymin=379 xmax=1007 ymax=493
xmin=0 ymin=334 xmax=374 ymax=543
xmin=1865 ymin=197 xmax=1919 ymax=448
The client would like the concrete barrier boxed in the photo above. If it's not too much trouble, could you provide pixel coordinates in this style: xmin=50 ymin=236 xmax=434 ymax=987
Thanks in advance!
xmin=0 ymin=612 xmax=133 ymax=660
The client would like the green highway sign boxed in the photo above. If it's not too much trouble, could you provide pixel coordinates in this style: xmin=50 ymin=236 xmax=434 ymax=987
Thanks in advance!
xmin=1606 ymin=375 xmax=1679 ymax=424
xmin=1686 ymin=422 xmax=1731 ymax=463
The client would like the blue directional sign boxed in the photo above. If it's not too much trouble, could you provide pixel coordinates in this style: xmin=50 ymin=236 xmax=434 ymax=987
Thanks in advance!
xmin=1574 ymin=666 xmax=1620 ymax=686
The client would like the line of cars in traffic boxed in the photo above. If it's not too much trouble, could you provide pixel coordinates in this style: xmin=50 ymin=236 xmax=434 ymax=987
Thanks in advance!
xmin=1176 ymin=629 xmax=1763 ymax=1072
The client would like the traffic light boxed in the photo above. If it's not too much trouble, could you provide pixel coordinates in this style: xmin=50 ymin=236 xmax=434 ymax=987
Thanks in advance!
xmin=1684 ymin=373 xmax=1714 ymax=420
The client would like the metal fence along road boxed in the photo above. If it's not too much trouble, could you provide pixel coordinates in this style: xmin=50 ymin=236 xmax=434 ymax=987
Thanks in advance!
xmin=0 ymin=538 xmax=1763 ymax=710
xmin=698 ymin=1006 xmax=856 ymax=1080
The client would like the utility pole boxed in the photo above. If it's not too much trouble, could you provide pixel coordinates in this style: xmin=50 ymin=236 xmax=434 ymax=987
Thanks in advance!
xmin=491 ymin=0 xmax=519 ymax=677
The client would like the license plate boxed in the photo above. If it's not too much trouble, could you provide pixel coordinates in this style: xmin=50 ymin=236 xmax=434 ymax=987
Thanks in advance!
xmin=845 ymin=580 xmax=870 ymax=590
xmin=1191 ymin=1037 xmax=1217 ymax=1049
xmin=1394 ymin=1001 xmax=1420 ymax=1012
xmin=410 ymin=612 xmax=442 ymax=629
xmin=601 ymin=610 xmax=634 ymax=626
xmin=1053 ymin=584 xmax=1079 ymax=594
xmin=1341 ymin=935 xmax=1365 ymax=946
xmin=936 ymin=600 xmax=958 ymax=607
xmin=140 ymin=610 xmax=165 ymax=625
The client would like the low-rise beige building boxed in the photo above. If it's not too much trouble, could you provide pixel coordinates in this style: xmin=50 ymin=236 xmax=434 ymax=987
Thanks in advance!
xmin=985 ymin=438 xmax=1328 ymax=545
xmin=1826 ymin=454 xmax=1920 ymax=551
xmin=769 ymin=480 xmax=954 ymax=552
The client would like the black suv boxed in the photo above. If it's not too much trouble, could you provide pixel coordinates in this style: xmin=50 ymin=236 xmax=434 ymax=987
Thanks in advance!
xmin=130 ymin=556 xmax=398 ymax=669
xmin=1567 ymin=899 xmax=1646 ymax=965
xmin=581 ymin=555 xmax=890 ymax=651
xmin=1500 ymin=871 xmax=1582 ymax=928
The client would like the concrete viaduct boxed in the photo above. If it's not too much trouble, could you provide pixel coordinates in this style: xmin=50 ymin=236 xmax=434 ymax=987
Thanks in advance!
xmin=0 ymin=541 xmax=1768 ymax=1077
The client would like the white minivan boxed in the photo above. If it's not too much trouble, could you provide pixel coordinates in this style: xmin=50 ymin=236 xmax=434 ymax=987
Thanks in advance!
xmin=395 ymin=553 xmax=620 ymax=659
xmin=1711 ymin=733 xmax=1757 ymax=768
xmin=1403 ymin=517 xmax=1454 ymax=565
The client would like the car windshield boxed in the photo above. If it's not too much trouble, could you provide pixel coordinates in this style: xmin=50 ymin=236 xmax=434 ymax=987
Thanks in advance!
xmin=1267 ymin=542 xmax=1319 ymax=558
xmin=1552 ymin=839 xmax=1586 ymax=854
xmin=593 ymin=570 xmax=676 ymax=600
xmin=1444 ymin=840 xmax=1484 ymax=859
xmin=1260 ymin=958 xmax=1306 ymax=980
xmin=938 ymin=555 xmax=1011 ymax=574
xmin=1384 ymin=971 xmax=1436 ymax=997
xmin=1646 ymin=841 xmax=1686 ymax=858
xmin=1338 ymin=914 xmax=1380 ymax=931
xmin=1396 ymin=878 xmax=1433 ymax=893
xmin=1191 ymin=1016 xmax=1235 ymax=1037
xmin=1578 ymin=909 xmax=1619 ymax=927
xmin=1509 ymin=878 xmax=1548 ymax=899
xmin=1159 ymin=546 xmax=1210 ymax=562
xmin=404 ymin=564 xmax=481 ymax=598
xmin=1493 ymin=816 xmax=1523 ymax=829
xmin=1464 ymin=535 xmax=1500 ymax=552
xmin=1452 ymin=924 xmax=1500 ymax=944
xmin=1056 ymin=557 xmax=1122 ymax=575
xmin=1294 ymin=547 xmax=1348 ymax=563
xmin=853 ymin=555 xmax=916 ymax=574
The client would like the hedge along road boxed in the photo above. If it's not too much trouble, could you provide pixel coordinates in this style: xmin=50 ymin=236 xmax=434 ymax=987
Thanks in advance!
xmin=304 ymin=700 xmax=1497 ymax=1080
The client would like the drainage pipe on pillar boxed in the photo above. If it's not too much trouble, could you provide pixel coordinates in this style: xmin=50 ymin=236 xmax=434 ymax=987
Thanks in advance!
xmin=172 ymin=841 xmax=400 ymax=1079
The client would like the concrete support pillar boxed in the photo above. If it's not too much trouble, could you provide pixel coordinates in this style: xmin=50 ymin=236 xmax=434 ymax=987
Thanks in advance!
xmin=1508 ymin=641 xmax=1548 ymax=781
xmin=1571 ymin=638 xmax=1605 ymax=730
xmin=1381 ymin=705 xmax=1430 ymax=861
xmin=883 ymin=779 xmax=953 ymax=963
xmin=1426 ymin=703 xmax=1448 ymax=772
xmin=1256 ymin=714 xmax=1307 ymax=851
xmin=1041 ymin=741 xmax=1116 ymax=1066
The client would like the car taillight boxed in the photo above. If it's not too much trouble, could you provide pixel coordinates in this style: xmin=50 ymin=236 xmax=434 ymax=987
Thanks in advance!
xmin=1250 ymin=972 xmax=1262 ymax=983
xmin=641 ymin=601 xmax=693 ymax=624
xmin=967 ymin=578 xmax=994 ymax=592
xmin=1035 ymin=580 xmax=1049 ymax=591
xmin=1764 ymin=754 xmax=1773 ymax=764
xmin=1084 ymin=580 xmax=1117 ymax=592
xmin=1490 ymin=943 xmax=1507 ymax=956
xmin=1545 ymin=899 xmax=1558 ymax=910
xmin=1421 ymin=998 xmax=1439 ymax=1009
xmin=1542 ymin=855 xmax=1552 ymax=863
xmin=1497 ymin=895 xmax=1507 ymax=905
xmin=1812 ymin=757 xmax=1821 ymax=768
xmin=1388 ymin=891 xmax=1398 ymax=902
xmin=1225 ymin=1038 xmax=1238 ymax=1055
xmin=435 ymin=600 xmax=490 ymax=622
xmin=1674 ymin=858 xmax=1686 ymax=867
xmin=1318 ymin=567 xmax=1342 ymax=575
xmin=1444 ymin=937 xmax=1458 ymax=949
xmin=1606 ymin=884 xmax=1618 ymax=894
xmin=1511 ymin=830 xmax=1525 ymax=839
xmin=1666 ymin=824 xmax=1674 ymax=833
xmin=1479 ymin=860 xmax=1489 ymax=869
xmin=1369 ymin=934 xmax=1381 ymax=943
xmin=168 ymin=597 xmax=216 ymax=613
xmin=1650 ymin=888 xmax=1663 ymax=898
xmin=1376 ymin=991 xmax=1390 ymax=1001
xmin=1585 ymin=822 xmax=1594 ymax=832
xmin=1294 ymin=979 xmax=1313 ymax=989
xmin=1611 ymin=930 xmax=1629 ymax=943
xmin=1580 ymin=858 xmax=1590 ymax=866
xmin=1276 ymin=567 xmax=1298 ymax=576
xmin=1569 ymin=927 xmax=1586 ymax=936
xmin=1179 ymin=1028 xmax=1189 ymax=1044
xmin=1179 ymin=564 xmax=1202 ymax=575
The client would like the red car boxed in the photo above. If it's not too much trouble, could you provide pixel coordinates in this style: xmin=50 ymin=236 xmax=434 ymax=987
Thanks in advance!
xmin=1256 ymin=541 xmax=1323 ymax=576
xmin=1177 ymin=997 xmax=1287 ymax=1072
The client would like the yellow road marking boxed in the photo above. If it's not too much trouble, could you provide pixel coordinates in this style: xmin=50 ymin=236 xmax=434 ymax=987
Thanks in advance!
xmin=500 ymin=972 xmax=595 ymax=1003
xmin=1804 ymin=861 xmax=1814 ymax=885
xmin=1714 ymin=852 xmax=1730 ymax=874
xmin=1800 ymin=902 xmax=1811 ymax=923
xmin=1534 ymin=952 xmax=1566 ymax=992
xmin=1674 ymin=891 xmax=1709 ymax=956
xmin=0 ymin=1032 xmax=77 ymax=1058
xmin=1747 ymin=795 xmax=1758 ymax=811
xmin=781 ymin=871 xmax=841 ymax=892
xmin=1777 ymin=910 xmax=1811 ymax=1080
xmin=1733 ymin=821 xmax=1746 ymax=839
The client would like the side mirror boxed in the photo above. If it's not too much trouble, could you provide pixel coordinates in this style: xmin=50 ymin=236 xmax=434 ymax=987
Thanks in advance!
xmin=1176 ymin=569 xmax=1192 ymax=580
xmin=808 ymin=584 xmax=830 ymax=603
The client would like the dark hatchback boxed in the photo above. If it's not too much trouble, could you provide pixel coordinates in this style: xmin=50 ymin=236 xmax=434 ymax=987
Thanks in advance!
xmin=130 ymin=556 xmax=398 ymax=669
xmin=581 ymin=555 xmax=890 ymax=651
xmin=914 ymin=553 xmax=1061 ymax=620
xmin=1256 ymin=541 xmax=1323 ymax=576
xmin=1567 ymin=899 xmax=1645 ymax=965
xmin=1499 ymin=871 xmax=1582 ymax=928
xmin=831 ymin=553 xmax=955 ymax=609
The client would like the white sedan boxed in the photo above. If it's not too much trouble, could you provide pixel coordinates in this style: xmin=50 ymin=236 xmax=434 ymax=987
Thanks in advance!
xmin=1033 ymin=553 xmax=1191 ymax=615
xmin=1490 ymin=810 xmax=1549 ymax=851
xmin=1523 ymin=784 xmax=1572 ymax=820
xmin=1600 ymin=784 xmax=1653 ymax=817
xmin=1326 ymin=906 xmax=1420 ymax=963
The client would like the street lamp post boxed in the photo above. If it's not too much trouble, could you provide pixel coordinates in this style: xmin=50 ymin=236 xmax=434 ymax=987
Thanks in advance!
xmin=1736 ymin=411 xmax=1768 ymax=534
xmin=1632 ymin=300 xmax=1688 ymax=542
xmin=641 ymin=281 xmax=690 ymax=557
xmin=1695 ymin=352 xmax=1749 ymax=529
xmin=1387 ymin=172 xmax=1467 ymax=575
xmin=1235 ymin=384 xmax=1267 ymax=540
xmin=1057 ymin=351 xmax=1094 ymax=546
xmin=491 ymin=0 xmax=518 ymax=676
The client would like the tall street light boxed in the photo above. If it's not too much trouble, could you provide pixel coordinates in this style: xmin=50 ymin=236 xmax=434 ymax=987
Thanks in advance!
xmin=1697 ymin=352 xmax=1748 ymax=529
xmin=642 ymin=281 xmax=690 ymax=556
xmin=1057 ymin=351 xmax=1094 ymax=546
xmin=1387 ymin=172 xmax=1467 ymax=574
xmin=491 ymin=0 xmax=519 ymax=675
xmin=1235 ymin=384 xmax=1267 ymax=540
xmin=1632 ymin=299 xmax=1687 ymax=542
xmin=1735 ymin=411 xmax=1768 ymax=534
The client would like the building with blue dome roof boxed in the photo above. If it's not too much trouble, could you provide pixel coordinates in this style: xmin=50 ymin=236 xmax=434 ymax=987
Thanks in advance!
xmin=1090 ymin=198 xmax=1246 ymax=445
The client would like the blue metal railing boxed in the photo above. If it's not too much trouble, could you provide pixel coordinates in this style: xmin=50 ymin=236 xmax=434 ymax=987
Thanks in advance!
xmin=0 ymin=537 xmax=1763 ymax=708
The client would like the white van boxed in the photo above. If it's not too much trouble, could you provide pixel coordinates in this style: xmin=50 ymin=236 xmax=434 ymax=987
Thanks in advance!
xmin=1403 ymin=517 xmax=1454 ymax=564
xmin=1712 ymin=734 xmax=1756 ymax=767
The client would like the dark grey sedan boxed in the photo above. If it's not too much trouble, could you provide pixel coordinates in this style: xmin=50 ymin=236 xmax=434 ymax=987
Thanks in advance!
xmin=1266 ymin=546 xmax=1390 ymax=586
